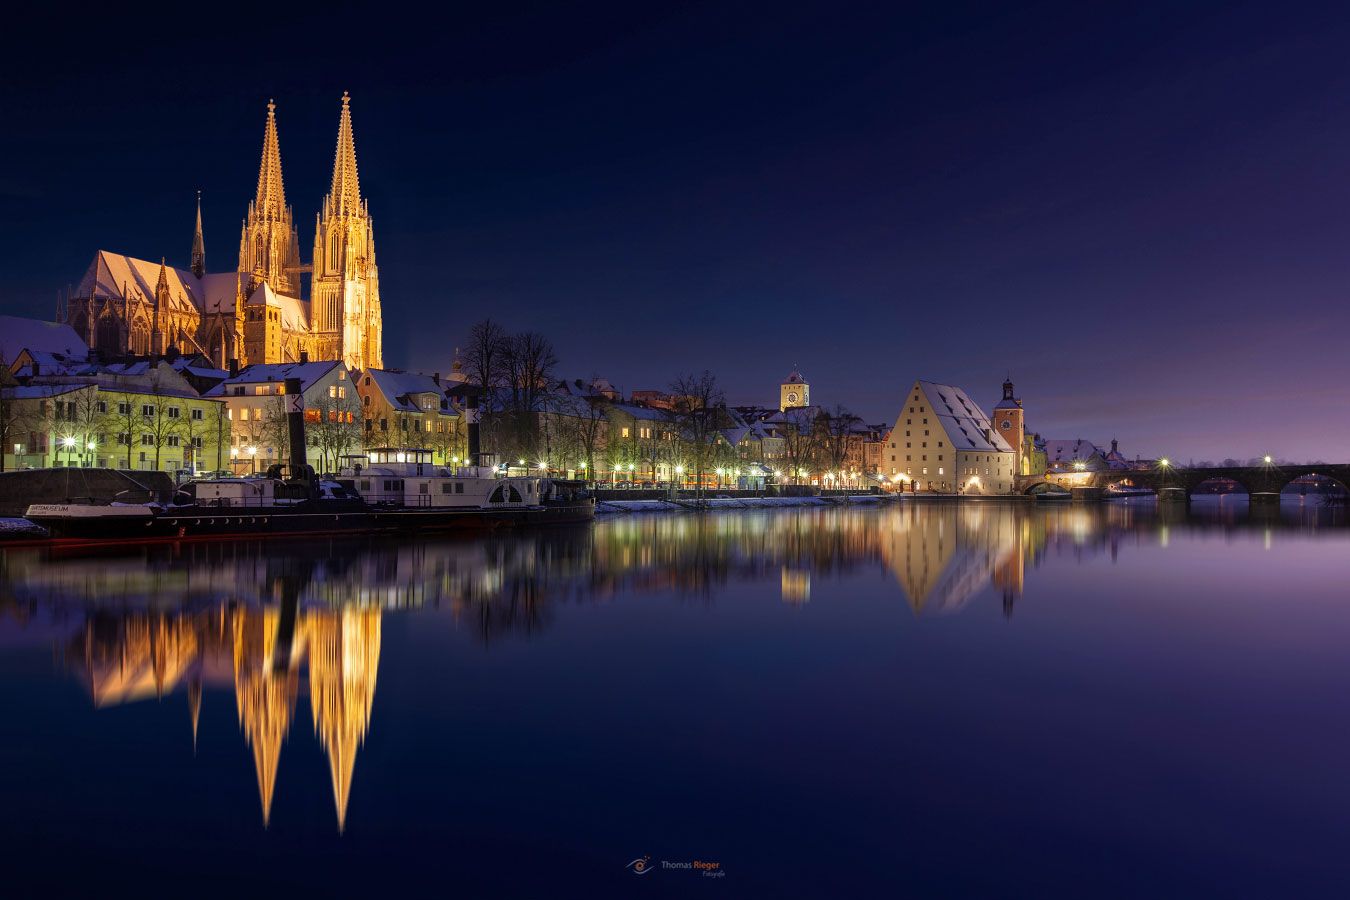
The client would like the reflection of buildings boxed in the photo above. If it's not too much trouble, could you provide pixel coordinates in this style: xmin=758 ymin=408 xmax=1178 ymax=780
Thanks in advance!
xmin=873 ymin=504 xmax=1033 ymax=615
xmin=70 ymin=601 xmax=381 ymax=832
xmin=780 ymin=568 xmax=811 ymax=604
xmin=16 ymin=498 xmax=1339 ymax=835
xmin=308 ymin=607 xmax=381 ymax=832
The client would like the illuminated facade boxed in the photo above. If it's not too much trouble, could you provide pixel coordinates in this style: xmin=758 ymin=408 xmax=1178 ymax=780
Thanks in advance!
xmin=884 ymin=380 xmax=1016 ymax=493
xmin=62 ymin=96 xmax=384 ymax=371
xmin=779 ymin=369 xmax=809 ymax=411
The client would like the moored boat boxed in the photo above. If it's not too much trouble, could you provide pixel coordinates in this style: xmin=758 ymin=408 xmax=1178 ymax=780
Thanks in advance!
xmin=23 ymin=377 xmax=593 ymax=543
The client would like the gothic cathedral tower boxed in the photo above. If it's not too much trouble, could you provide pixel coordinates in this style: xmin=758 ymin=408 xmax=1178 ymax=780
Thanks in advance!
xmin=238 ymin=101 xmax=301 ymax=296
xmin=311 ymin=93 xmax=383 ymax=371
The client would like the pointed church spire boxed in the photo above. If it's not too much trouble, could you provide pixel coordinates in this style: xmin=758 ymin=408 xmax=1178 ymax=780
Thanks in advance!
xmin=255 ymin=100 xmax=287 ymax=221
xmin=328 ymin=92 xmax=362 ymax=217
xmin=191 ymin=191 xmax=205 ymax=279
xmin=155 ymin=257 xmax=170 ymax=298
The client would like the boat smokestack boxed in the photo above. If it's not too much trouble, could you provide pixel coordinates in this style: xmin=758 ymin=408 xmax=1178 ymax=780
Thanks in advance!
xmin=284 ymin=376 xmax=306 ymax=474
xmin=466 ymin=392 xmax=481 ymax=463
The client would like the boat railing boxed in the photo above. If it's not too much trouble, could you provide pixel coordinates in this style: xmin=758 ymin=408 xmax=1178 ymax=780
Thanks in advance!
xmin=194 ymin=496 xmax=283 ymax=509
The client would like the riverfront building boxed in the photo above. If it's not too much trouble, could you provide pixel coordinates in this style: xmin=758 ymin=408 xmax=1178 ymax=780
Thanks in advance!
xmin=885 ymin=380 xmax=1016 ymax=493
xmin=206 ymin=360 xmax=356 ymax=472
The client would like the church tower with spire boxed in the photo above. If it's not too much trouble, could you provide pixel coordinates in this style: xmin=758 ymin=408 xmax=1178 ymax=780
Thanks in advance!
xmin=191 ymin=192 xmax=205 ymax=279
xmin=311 ymin=93 xmax=383 ymax=371
xmin=238 ymin=101 xmax=301 ymax=296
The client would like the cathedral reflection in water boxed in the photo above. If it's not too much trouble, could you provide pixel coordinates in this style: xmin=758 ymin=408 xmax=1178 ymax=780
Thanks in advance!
xmin=1 ymin=499 xmax=1341 ymax=831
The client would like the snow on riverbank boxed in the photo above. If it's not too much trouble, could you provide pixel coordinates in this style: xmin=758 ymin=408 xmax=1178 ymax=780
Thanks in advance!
xmin=0 ymin=517 xmax=48 ymax=537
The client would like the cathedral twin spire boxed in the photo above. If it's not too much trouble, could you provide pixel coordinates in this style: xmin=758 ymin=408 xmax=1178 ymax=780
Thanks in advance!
xmin=327 ymin=92 xmax=362 ymax=218
xmin=254 ymin=100 xmax=288 ymax=222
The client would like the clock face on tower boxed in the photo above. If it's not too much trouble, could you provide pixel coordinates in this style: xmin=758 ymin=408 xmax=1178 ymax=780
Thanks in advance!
xmin=1000 ymin=419 xmax=1012 ymax=430
xmin=787 ymin=392 xmax=798 ymax=404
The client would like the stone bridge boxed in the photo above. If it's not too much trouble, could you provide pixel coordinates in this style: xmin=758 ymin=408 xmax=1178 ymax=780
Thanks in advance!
xmin=1016 ymin=464 xmax=1350 ymax=501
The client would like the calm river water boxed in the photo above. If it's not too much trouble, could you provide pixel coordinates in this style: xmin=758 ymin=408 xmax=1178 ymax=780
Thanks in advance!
xmin=1 ymin=498 xmax=1348 ymax=898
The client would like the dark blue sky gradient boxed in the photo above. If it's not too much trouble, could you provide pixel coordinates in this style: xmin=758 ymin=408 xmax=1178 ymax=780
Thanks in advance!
xmin=3 ymin=1 xmax=1349 ymax=460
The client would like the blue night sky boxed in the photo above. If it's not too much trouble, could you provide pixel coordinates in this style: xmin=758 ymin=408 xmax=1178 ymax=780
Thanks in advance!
xmin=3 ymin=1 xmax=1349 ymax=461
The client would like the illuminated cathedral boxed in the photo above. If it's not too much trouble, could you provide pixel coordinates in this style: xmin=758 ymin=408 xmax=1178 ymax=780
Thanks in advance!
xmin=61 ymin=94 xmax=384 ymax=371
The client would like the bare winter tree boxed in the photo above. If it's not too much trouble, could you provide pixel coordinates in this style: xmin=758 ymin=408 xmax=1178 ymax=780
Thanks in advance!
xmin=669 ymin=370 xmax=727 ymax=498
xmin=0 ymin=387 xmax=37 ymax=471
xmin=497 ymin=330 xmax=559 ymax=462
xmin=463 ymin=319 xmax=509 ymax=391
xmin=817 ymin=405 xmax=863 ymax=478
xmin=779 ymin=406 xmax=820 ymax=485
xmin=175 ymin=401 xmax=225 ymax=474
xmin=308 ymin=391 xmax=363 ymax=472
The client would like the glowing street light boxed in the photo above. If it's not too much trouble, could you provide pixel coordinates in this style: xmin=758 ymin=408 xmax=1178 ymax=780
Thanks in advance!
xmin=62 ymin=436 xmax=76 ymax=448
xmin=1159 ymin=457 xmax=1170 ymax=468
xmin=1263 ymin=455 xmax=1273 ymax=465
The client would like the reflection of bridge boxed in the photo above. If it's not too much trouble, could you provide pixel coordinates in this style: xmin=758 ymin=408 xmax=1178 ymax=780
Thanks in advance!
xmin=1020 ymin=464 xmax=1350 ymax=501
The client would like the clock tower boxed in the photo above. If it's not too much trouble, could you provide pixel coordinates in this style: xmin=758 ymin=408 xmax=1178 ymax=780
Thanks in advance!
xmin=780 ymin=368 xmax=809 ymax=411
xmin=993 ymin=378 xmax=1024 ymax=465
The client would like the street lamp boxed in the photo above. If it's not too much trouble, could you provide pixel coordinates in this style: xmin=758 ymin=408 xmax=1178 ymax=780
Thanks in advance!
xmin=247 ymin=445 xmax=258 ymax=474
xmin=1159 ymin=457 xmax=1170 ymax=468
xmin=1263 ymin=455 xmax=1273 ymax=465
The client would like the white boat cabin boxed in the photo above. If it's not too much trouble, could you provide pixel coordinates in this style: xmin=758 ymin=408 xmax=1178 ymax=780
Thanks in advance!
xmin=340 ymin=448 xmax=546 ymax=509
xmin=181 ymin=478 xmax=281 ymax=507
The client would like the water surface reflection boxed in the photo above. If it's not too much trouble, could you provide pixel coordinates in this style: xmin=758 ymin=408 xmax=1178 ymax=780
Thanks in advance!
xmin=1 ymin=499 xmax=1347 ymax=895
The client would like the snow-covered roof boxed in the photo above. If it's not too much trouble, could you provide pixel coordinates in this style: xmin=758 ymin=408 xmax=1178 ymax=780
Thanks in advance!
xmin=245 ymin=281 xmax=310 ymax=332
xmin=1044 ymin=439 xmax=1104 ymax=463
xmin=3 ymin=384 xmax=88 ymax=400
xmin=363 ymin=369 xmax=447 ymax=412
xmin=206 ymin=360 xmax=344 ymax=395
xmin=75 ymin=251 xmax=308 ymax=330
xmin=911 ymin=381 xmax=1014 ymax=453
xmin=722 ymin=425 xmax=752 ymax=446
xmin=77 ymin=251 xmax=199 ymax=317
xmin=0 ymin=316 xmax=89 ymax=366
xmin=606 ymin=402 xmax=668 ymax=421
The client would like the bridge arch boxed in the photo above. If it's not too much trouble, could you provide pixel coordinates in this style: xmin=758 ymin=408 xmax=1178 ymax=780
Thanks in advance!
xmin=1276 ymin=472 xmax=1350 ymax=497
xmin=1188 ymin=474 xmax=1255 ymax=497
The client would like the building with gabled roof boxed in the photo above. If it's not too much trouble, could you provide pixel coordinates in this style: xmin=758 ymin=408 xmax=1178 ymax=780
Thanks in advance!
xmin=356 ymin=369 xmax=461 ymax=463
xmin=884 ymin=380 xmax=1016 ymax=493
xmin=1044 ymin=438 xmax=1108 ymax=472
xmin=207 ymin=360 xmax=356 ymax=472
xmin=0 ymin=316 xmax=89 ymax=370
